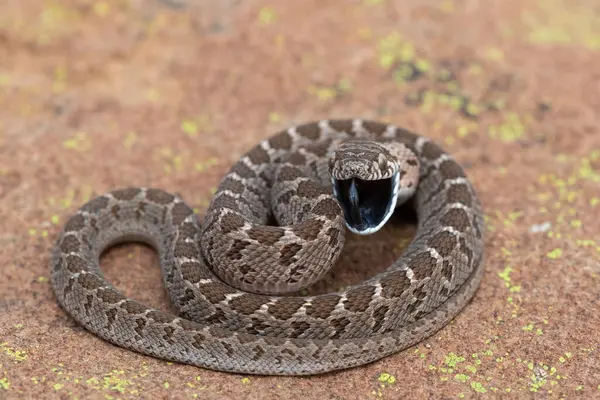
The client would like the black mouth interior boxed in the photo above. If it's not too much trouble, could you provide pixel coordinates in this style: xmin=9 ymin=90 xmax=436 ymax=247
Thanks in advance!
xmin=334 ymin=177 xmax=394 ymax=232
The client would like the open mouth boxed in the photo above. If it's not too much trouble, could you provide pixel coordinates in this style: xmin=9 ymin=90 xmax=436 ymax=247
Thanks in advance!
xmin=332 ymin=172 xmax=399 ymax=235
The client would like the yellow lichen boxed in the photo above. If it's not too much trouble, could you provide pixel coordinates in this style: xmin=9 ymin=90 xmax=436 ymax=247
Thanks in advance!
xmin=93 ymin=1 xmax=109 ymax=17
xmin=438 ymin=0 xmax=454 ymax=13
xmin=181 ymin=120 xmax=199 ymax=137
xmin=445 ymin=352 xmax=466 ymax=368
xmin=470 ymin=381 xmax=487 ymax=393
xmin=484 ymin=47 xmax=504 ymax=61
xmin=258 ymin=7 xmax=276 ymax=24
xmin=0 ymin=343 xmax=27 ymax=362
xmin=63 ymin=132 xmax=91 ymax=152
xmin=0 ymin=376 xmax=9 ymax=390
xmin=488 ymin=112 xmax=527 ymax=142
xmin=547 ymin=248 xmax=563 ymax=259
xmin=123 ymin=131 xmax=137 ymax=148
xmin=377 ymin=372 xmax=396 ymax=384
xmin=194 ymin=158 xmax=219 ymax=172
xmin=307 ymin=80 xmax=351 ymax=101
xmin=268 ymin=112 xmax=281 ymax=123
xmin=377 ymin=32 xmax=415 ymax=68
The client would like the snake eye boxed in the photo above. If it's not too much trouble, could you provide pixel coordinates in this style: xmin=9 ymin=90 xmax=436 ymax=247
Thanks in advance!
xmin=328 ymin=157 xmax=335 ymax=172
xmin=377 ymin=153 xmax=388 ymax=171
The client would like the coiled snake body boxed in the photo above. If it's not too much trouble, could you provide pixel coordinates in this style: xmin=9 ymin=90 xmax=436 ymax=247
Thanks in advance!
xmin=50 ymin=119 xmax=485 ymax=375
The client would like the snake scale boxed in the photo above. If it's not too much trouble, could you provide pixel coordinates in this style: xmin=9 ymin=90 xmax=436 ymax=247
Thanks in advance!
xmin=50 ymin=119 xmax=485 ymax=376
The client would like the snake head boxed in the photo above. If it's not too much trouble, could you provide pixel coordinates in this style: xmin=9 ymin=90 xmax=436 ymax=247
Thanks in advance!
xmin=329 ymin=139 xmax=400 ymax=235
xmin=329 ymin=139 xmax=418 ymax=235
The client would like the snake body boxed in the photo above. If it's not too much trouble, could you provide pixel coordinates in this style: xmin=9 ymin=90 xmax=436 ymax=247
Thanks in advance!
xmin=50 ymin=119 xmax=485 ymax=375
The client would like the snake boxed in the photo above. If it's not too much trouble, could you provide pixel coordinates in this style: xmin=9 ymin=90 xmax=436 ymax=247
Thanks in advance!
xmin=50 ymin=119 xmax=485 ymax=376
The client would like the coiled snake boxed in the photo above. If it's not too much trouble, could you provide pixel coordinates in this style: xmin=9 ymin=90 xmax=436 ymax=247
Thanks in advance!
xmin=50 ymin=119 xmax=485 ymax=375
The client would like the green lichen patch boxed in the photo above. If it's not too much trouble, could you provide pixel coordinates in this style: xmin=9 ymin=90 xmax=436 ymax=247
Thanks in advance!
xmin=46 ymin=186 xmax=95 ymax=212
xmin=63 ymin=132 xmax=91 ymax=152
xmin=37 ymin=363 xmax=190 ymax=397
xmin=534 ymin=150 xmax=600 ymax=261
xmin=0 ymin=366 xmax=9 ymax=391
xmin=371 ymin=31 xmax=540 ymax=148
xmin=470 ymin=381 xmax=487 ymax=393
xmin=377 ymin=372 xmax=396 ymax=385
xmin=371 ymin=371 xmax=397 ymax=397
xmin=0 ymin=343 xmax=28 ymax=362
xmin=444 ymin=352 xmax=466 ymax=368
xmin=258 ymin=6 xmax=277 ymax=25
xmin=307 ymin=79 xmax=352 ymax=101
xmin=152 ymin=147 xmax=220 ymax=177
xmin=180 ymin=114 xmax=212 ymax=138
xmin=487 ymin=112 xmax=529 ymax=143
xmin=123 ymin=131 xmax=137 ymax=149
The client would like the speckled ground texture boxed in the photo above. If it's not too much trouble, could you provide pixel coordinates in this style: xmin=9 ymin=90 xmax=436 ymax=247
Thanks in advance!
xmin=1 ymin=0 xmax=599 ymax=398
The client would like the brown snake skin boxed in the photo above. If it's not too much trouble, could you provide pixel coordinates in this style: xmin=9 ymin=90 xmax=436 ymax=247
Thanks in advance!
xmin=50 ymin=119 xmax=485 ymax=375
